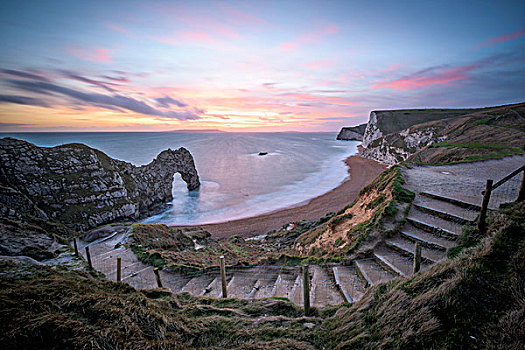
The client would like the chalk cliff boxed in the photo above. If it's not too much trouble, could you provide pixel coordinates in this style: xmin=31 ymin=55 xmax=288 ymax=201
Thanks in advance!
xmin=336 ymin=123 xmax=367 ymax=141
xmin=361 ymin=109 xmax=479 ymax=148
xmin=360 ymin=103 xmax=525 ymax=166
xmin=0 ymin=138 xmax=200 ymax=231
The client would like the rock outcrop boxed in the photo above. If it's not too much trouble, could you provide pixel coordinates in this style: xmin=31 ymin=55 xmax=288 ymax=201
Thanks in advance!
xmin=360 ymin=103 xmax=525 ymax=165
xmin=0 ymin=138 xmax=200 ymax=231
xmin=361 ymin=108 xmax=481 ymax=148
xmin=361 ymin=121 xmax=451 ymax=165
xmin=336 ymin=123 xmax=367 ymax=141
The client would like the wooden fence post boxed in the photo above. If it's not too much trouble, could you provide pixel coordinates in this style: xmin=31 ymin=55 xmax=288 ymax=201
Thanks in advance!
xmin=303 ymin=265 xmax=311 ymax=316
xmin=85 ymin=246 xmax=93 ymax=270
xmin=154 ymin=267 xmax=163 ymax=288
xmin=116 ymin=257 xmax=121 ymax=282
xmin=220 ymin=256 xmax=227 ymax=298
xmin=413 ymin=242 xmax=421 ymax=274
xmin=518 ymin=171 xmax=525 ymax=202
xmin=477 ymin=179 xmax=493 ymax=233
xmin=73 ymin=238 xmax=79 ymax=257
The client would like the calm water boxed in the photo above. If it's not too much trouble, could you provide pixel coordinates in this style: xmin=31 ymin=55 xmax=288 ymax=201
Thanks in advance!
xmin=0 ymin=132 xmax=359 ymax=224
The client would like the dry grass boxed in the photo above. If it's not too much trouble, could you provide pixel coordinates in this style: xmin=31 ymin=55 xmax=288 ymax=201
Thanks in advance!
xmin=0 ymin=262 xmax=325 ymax=349
xmin=321 ymin=202 xmax=525 ymax=349
xmin=1 ymin=201 xmax=523 ymax=349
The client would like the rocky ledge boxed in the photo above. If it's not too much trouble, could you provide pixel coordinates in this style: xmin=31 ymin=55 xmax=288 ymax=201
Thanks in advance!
xmin=0 ymin=138 xmax=200 ymax=231
xmin=336 ymin=123 xmax=367 ymax=141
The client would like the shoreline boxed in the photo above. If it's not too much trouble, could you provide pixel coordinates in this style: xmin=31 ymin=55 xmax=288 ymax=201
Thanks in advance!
xmin=179 ymin=152 xmax=386 ymax=239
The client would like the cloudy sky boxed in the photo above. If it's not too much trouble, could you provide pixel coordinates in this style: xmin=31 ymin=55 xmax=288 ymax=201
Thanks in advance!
xmin=0 ymin=0 xmax=524 ymax=132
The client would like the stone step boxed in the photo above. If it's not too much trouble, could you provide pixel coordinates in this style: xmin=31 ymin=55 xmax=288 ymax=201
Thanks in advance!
xmin=407 ymin=217 xmax=459 ymax=241
xmin=159 ymin=270 xmax=193 ymax=292
xmin=386 ymin=236 xmax=444 ymax=263
xmin=355 ymin=259 xmax=395 ymax=287
xmin=413 ymin=203 xmax=474 ymax=226
xmin=408 ymin=208 xmax=463 ymax=239
xmin=290 ymin=274 xmax=304 ymax=305
xmin=272 ymin=270 xmax=301 ymax=300
xmin=419 ymin=191 xmax=482 ymax=211
xmin=400 ymin=222 xmax=456 ymax=250
xmin=310 ymin=266 xmax=344 ymax=307
xmin=250 ymin=274 xmax=280 ymax=299
xmin=226 ymin=270 xmax=261 ymax=299
xmin=332 ymin=266 xmax=366 ymax=303
xmin=122 ymin=265 xmax=158 ymax=290
xmin=200 ymin=275 xmax=231 ymax=297
xmin=373 ymin=248 xmax=410 ymax=277
xmin=409 ymin=207 xmax=465 ymax=235
xmin=181 ymin=273 xmax=217 ymax=294
xmin=415 ymin=194 xmax=479 ymax=222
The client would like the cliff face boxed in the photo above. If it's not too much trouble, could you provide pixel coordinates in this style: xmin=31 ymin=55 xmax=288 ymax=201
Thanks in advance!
xmin=361 ymin=103 xmax=525 ymax=166
xmin=336 ymin=123 xmax=367 ymax=140
xmin=361 ymin=120 xmax=454 ymax=165
xmin=0 ymin=138 xmax=200 ymax=231
xmin=361 ymin=108 xmax=481 ymax=148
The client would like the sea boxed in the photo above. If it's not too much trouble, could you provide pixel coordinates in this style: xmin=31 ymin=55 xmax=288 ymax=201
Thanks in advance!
xmin=0 ymin=132 xmax=360 ymax=225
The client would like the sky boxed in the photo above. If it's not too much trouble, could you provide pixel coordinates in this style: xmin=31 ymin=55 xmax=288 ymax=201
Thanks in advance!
xmin=0 ymin=0 xmax=524 ymax=132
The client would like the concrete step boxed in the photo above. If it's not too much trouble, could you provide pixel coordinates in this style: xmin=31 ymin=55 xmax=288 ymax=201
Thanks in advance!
xmin=159 ymin=270 xmax=193 ymax=292
xmin=400 ymin=223 xmax=456 ymax=250
xmin=271 ymin=269 xmax=301 ymax=300
xmin=415 ymin=194 xmax=479 ymax=223
xmin=249 ymin=274 xmax=280 ymax=299
xmin=122 ymin=265 xmax=158 ymax=290
xmin=413 ymin=203 xmax=475 ymax=226
xmin=310 ymin=266 xmax=345 ymax=307
xmin=181 ymin=273 xmax=217 ymax=294
xmin=226 ymin=270 xmax=261 ymax=299
xmin=419 ymin=191 xmax=482 ymax=211
xmin=355 ymin=259 xmax=395 ymax=287
xmin=408 ymin=207 xmax=463 ymax=238
xmin=386 ymin=236 xmax=444 ymax=263
xmin=290 ymin=274 xmax=304 ymax=305
xmin=200 ymin=275 xmax=234 ymax=297
xmin=373 ymin=248 xmax=411 ymax=277
xmin=333 ymin=266 xmax=366 ymax=303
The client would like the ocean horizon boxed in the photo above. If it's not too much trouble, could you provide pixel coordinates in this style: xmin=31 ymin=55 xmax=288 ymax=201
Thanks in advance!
xmin=0 ymin=132 xmax=360 ymax=225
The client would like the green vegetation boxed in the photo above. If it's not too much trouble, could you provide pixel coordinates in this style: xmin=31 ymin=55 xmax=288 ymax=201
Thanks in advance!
xmin=2 ymin=203 xmax=523 ymax=349
xmin=403 ymin=103 xmax=525 ymax=165
xmin=373 ymin=107 xmax=484 ymax=136
xmin=321 ymin=202 xmax=525 ymax=349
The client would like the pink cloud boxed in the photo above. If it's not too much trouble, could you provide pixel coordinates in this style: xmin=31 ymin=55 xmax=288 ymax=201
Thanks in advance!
xmin=107 ymin=24 xmax=129 ymax=34
xmin=475 ymin=29 xmax=524 ymax=49
xmin=219 ymin=3 xmax=268 ymax=26
xmin=371 ymin=63 xmax=480 ymax=90
xmin=67 ymin=46 xmax=114 ymax=62
xmin=280 ymin=24 xmax=339 ymax=52
xmin=181 ymin=31 xmax=216 ymax=43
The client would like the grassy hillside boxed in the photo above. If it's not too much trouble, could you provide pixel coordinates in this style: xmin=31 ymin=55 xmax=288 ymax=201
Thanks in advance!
xmin=322 ymin=201 xmax=525 ymax=349
xmin=1 ymin=201 xmax=523 ymax=349
xmin=408 ymin=102 xmax=525 ymax=164
xmin=126 ymin=165 xmax=416 ymax=271
xmin=365 ymin=102 xmax=525 ymax=165
xmin=372 ymin=107 xmax=484 ymax=136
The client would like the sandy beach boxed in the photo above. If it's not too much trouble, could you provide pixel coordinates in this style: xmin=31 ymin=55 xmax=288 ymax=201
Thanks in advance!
xmin=192 ymin=154 xmax=387 ymax=239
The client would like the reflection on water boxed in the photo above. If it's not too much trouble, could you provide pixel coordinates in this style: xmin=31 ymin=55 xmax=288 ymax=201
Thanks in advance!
xmin=0 ymin=131 xmax=359 ymax=225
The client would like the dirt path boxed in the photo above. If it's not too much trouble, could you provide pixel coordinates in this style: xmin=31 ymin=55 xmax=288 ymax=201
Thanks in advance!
xmin=196 ymin=155 xmax=387 ymax=239
xmin=403 ymin=155 xmax=525 ymax=209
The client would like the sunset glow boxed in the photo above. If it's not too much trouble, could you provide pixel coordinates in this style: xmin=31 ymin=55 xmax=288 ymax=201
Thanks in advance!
xmin=1 ymin=0 xmax=524 ymax=132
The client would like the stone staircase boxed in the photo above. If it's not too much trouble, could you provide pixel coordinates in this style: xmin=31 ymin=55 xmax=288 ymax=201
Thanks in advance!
xmin=353 ymin=191 xmax=478 ymax=286
xmin=81 ymin=190 xmax=482 ymax=307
